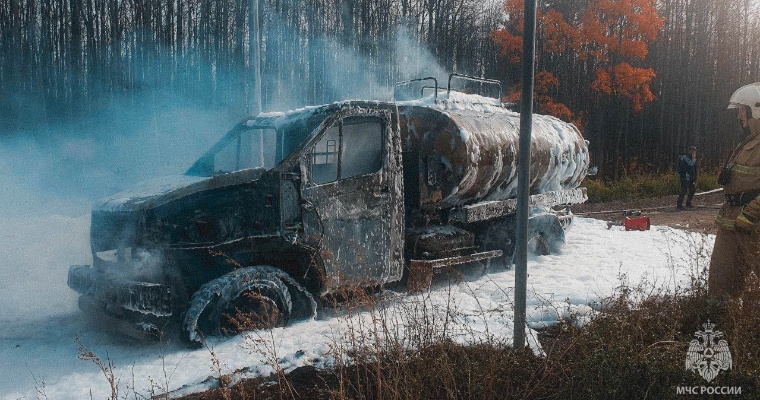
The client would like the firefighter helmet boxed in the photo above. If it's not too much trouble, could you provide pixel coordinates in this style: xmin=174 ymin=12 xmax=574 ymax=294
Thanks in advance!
xmin=728 ymin=82 xmax=760 ymax=119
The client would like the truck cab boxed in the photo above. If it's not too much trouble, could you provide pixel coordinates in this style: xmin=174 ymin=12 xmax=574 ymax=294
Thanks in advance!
xmin=69 ymin=101 xmax=407 ymax=343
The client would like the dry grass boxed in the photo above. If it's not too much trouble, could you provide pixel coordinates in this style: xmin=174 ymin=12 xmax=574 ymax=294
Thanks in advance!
xmin=76 ymin=267 xmax=760 ymax=399
xmin=584 ymin=172 xmax=719 ymax=203
xmin=181 ymin=278 xmax=760 ymax=400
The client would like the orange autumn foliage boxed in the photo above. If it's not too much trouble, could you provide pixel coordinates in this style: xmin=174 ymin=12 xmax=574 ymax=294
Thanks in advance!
xmin=492 ymin=0 xmax=525 ymax=64
xmin=493 ymin=0 xmax=578 ymax=60
xmin=493 ymin=0 xmax=663 ymax=115
xmin=541 ymin=9 xmax=578 ymax=54
xmin=581 ymin=0 xmax=662 ymax=111
xmin=579 ymin=0 xmax=662 ymax=61
xmin=506 ymin=71 xmax=574 ymax=122
xmin=493 ymin=32 xmax=522 ymax=64
xmin=592 ymin=63 xmax=656 ymax=111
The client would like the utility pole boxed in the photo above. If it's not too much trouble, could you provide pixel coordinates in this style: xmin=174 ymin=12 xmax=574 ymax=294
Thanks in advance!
xmin=249 ymin=0 xmax=262 ymax=115
xmin=513 ymin=0 xmax=537 ymax=350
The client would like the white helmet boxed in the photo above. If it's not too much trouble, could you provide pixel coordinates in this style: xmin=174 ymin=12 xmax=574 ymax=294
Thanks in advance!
xmin=728 ymin=82 xmax=760 ymax=119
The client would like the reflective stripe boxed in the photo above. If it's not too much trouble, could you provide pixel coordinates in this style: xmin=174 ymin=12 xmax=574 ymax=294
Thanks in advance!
xmin=716 ymin=216 xmax=736 ymax=230
xmin=731 ymin=163 xmax=760 ymax=175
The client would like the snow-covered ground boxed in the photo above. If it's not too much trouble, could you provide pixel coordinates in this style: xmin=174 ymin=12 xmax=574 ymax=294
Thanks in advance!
xmin=0 ymin=216 xmax=713 ymax=399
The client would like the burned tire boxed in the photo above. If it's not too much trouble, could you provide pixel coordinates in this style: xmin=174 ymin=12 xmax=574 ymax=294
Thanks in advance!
xmin=528 ymin=212 xmax=566 ymax=256
xmin=217 ymin=283 xmax=290 ymax=335
xmin=474 ymin=212 xmax=567 ymax=266
xmin=281 ymin=279 xmax=319 ymax=322
xmin=183 ymin=266 xmax=294 ymax=345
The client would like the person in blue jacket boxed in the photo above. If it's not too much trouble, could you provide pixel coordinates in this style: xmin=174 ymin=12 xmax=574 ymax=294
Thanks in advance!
xmin=677 ymin=146 xmax=697 ymax=210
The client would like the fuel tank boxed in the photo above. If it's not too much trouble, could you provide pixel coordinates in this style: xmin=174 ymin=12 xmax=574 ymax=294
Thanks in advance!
xmin=398 ymin=95 xmax=589 ymax=210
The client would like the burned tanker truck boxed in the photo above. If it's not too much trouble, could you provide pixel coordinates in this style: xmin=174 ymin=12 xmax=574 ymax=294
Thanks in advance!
xmin=68 ymin=75 xmax=589 ymax=344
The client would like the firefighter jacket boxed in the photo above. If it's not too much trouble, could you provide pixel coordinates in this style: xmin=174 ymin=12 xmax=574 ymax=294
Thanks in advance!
xmin=716 ymin=118 xmax=760 ymax=230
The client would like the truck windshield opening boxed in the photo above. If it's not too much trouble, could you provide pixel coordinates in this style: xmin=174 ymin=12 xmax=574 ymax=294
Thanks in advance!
xmin=212 ymin=128 xmax=278 ymax=174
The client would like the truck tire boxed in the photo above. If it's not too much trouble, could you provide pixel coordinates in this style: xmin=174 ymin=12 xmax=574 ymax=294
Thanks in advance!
xmin=528 ymin=212 xmax=566 ymax=256
xmin=217 ymin=284 xmax=289 ymax=334
xmin=183 ymin=266 xmax=294 ymax=345
xmin=473 ymin=211 xmax=566 ymax=267
xmin=280 ymin=278 xmax=319 ymax=322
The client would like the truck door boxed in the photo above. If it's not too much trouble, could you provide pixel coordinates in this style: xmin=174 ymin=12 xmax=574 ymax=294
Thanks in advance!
xmin=300 ymin=105 xmax=404 ymax=292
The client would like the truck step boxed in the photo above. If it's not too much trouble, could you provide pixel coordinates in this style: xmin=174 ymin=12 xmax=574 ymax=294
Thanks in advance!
xmin=407 ymin=250 xmax=502 ymax=291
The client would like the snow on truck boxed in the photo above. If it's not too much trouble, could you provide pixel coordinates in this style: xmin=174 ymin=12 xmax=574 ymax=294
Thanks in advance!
xmin=68 ymin=75 xmax=589 ymax=345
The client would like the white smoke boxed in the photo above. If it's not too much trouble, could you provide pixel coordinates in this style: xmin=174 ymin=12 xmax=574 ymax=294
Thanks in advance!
xmin=0 ymin=94 xmax=236 ymax=326
xmin=0 ymin=22 xmax=454 ymax=329
xmin=262 ymin=22 xmax=452 ymax=110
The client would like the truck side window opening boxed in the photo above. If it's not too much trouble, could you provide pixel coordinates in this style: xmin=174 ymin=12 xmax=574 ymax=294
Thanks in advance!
xmin=311 ymin=125 xmax=340 ymax=184
xmin=213 ymin=128 xmax=277 ymax=174
xmin=341 ymin=118 xmax=383 ymax=179
xmin=311 ymin=117 xmax=383 ymax=185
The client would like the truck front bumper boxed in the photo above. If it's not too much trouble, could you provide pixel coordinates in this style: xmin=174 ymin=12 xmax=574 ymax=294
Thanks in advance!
xmin=67 ymin=265 xmax=173 ymax=318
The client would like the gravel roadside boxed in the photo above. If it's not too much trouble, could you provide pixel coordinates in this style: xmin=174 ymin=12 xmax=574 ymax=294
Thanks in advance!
xmin=570 ymin=190 xmax=724 ymax=235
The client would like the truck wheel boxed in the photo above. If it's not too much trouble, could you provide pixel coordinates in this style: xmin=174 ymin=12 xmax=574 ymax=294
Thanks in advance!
xmin=183 ymin=266 xmax=293 ymax=345
xmin=473 ymin=217 xmax=516 ymax=267
xmin=528 ymin=212 xmax=566 ymax=255
xmin=218 ymin=285 xmax=289 ymax=335
xmin=280 ymin=279 xmax=319 ymax=322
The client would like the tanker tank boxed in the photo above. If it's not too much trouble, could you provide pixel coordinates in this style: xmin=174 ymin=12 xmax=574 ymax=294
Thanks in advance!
xmin=398 ymin=93 xmax=589 ymax=210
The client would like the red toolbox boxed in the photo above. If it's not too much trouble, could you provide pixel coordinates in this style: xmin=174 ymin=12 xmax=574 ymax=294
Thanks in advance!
xmin=624 ymin=216 xmax=650 ymax=231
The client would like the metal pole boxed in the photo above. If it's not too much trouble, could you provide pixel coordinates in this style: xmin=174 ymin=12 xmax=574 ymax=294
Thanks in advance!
xmin=249 ymin=0 xmax=262 ymax=115
xmin=514 ymin=0 xmax=537 ymax=350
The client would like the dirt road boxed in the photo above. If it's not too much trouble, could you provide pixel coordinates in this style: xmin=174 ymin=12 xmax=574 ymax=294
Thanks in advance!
xmin=570 ymin=190 xmax=724 ymax=235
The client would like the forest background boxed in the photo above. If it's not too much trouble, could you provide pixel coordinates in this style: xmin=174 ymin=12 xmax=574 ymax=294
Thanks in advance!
xmin=2 ymin=0 xmax=760 ymax=180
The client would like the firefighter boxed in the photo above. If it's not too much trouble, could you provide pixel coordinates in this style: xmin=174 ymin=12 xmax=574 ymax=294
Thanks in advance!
xmin=708 ymin=82 xmax=760 ymax=297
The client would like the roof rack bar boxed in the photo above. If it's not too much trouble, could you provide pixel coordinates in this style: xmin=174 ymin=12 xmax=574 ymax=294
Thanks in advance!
xmin=394 ymin=77 xmax=438 ymax=101
xmin=420 ymin=85 xmax=445 ymax=97
xmin=447 ymin=73 xmax=502 ymax=100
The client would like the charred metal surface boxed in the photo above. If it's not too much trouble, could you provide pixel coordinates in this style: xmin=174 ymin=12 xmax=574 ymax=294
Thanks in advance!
xmin=470 ymin=216 xmax=516 ymax=264
xmin=77 ymin=295 xmax=165 ymax=340
xmin=90 ymin=211 xmax=142 ymax=255
xmin=299 ymin=103 xmax=405 ymax=293
xmin=90 ymin=169 xmax=282 ymax=254
xmin=406 ymin=225 xmax=475 ymax=259
xmin=280 ymin=175 xmax=302 ymax=234
xmin=398 ymin=105 xmax=589 ymax=211
xmin=410 ymin=250 xmax=503 ymax=270
xmin=68 ymin=265 xmax=172 ymax=316
xmin=151 ymin=170 xmax=282 ymax=248
xmin=449 ymin=187 xmax=588 ymax=223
